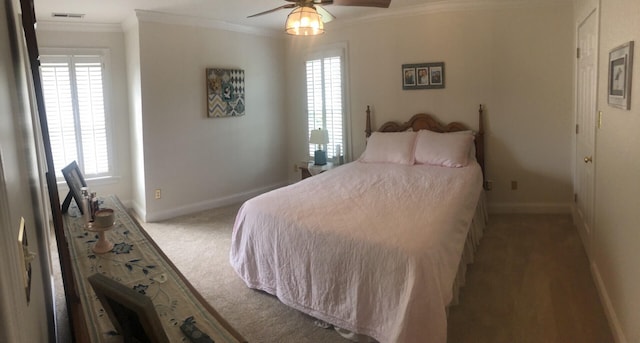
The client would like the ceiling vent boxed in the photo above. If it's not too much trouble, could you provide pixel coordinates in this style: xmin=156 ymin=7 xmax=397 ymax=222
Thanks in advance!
xmin=51 ymin=12 xmax=85 ymax=19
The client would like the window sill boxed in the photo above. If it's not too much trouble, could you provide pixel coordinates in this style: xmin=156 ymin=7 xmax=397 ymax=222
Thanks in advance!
xmin=57 ymin=175 xmax=121 ymax=187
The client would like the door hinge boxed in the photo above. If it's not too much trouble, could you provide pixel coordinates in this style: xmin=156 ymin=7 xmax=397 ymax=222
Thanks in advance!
xmin=574 ymin=193 xmax=578 ymax=203
xmin=576 ymin=124 xmax=579 ymax=134
xmin=577 ymin=47 xmax=581 ymax=59
xmin=598 ymin=111 xmax=603 ymax=128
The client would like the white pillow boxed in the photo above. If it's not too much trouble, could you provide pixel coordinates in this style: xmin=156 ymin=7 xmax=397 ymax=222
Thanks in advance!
xmin=414 ymin=130 xmax=474 ymax=167
xmin=359 ymin=131 xmax=417 ymax=165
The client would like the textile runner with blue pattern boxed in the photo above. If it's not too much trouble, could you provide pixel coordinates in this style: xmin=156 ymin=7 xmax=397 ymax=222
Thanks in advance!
xmin=63 ymin=195 xmax=243 ymax=343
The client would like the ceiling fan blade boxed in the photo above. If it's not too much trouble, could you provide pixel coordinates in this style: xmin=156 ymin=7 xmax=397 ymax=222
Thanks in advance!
xmin=248 ymin=4 xmax=296 ymax=18
xmin=316 ymin=5 xmax=336 ymax=23
xmin=332 ymin=0 xmax=391 ymax=8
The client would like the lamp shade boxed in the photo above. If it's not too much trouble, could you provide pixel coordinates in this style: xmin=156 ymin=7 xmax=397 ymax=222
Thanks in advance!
xmin=285 ymin=6 xmax=324 ymax=36
xmin=309 ymin=129 xmax=329 ymax=145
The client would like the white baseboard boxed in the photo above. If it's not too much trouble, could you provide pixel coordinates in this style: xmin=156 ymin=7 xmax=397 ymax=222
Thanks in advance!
xmin=143 ymin=181 xmax=288 ymax=222
xmin=488 ymin=202 xmax=571 ymax=214
xmin=129 ymin=199 xmax=146 ymax=221
xmin=120 ymin=199 xmax=133 ymax=209
xmin=590 ymin=262 xmax=627 ymax=343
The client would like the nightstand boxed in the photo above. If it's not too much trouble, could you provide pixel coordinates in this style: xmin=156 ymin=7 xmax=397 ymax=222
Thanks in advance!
xmin=299 ymin=162 xmax=334 ymax=180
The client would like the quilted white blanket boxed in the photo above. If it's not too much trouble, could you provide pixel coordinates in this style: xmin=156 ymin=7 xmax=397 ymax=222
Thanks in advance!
xmin=230 ymin=161 xmax=483 ymax=343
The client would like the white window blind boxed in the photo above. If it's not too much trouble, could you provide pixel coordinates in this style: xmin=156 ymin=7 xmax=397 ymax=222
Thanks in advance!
xmin=40 ymin=54 xmax=111 ymax=179
xmin=306 ymin=55 xmax=344 ymax=159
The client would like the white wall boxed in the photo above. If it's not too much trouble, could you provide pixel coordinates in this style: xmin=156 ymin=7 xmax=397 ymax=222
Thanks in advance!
xmin=285 ymin=3 xmax=575 ymax=212
xmin=0 ymin=0 xmax=53 ymax=340
xmin=123 ymin=19 xmax=147 ymax=217
xmin=36 ymin=28 xmax=134 ymax=203
xmin=135 ymin=16 xmax=288 ymax=221
xmin=580 ymin=0 xmax=640 ymax=341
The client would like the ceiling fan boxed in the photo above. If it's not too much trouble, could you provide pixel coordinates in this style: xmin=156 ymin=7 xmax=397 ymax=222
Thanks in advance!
xmin=248 ymin=0 xmax=391 ymax=35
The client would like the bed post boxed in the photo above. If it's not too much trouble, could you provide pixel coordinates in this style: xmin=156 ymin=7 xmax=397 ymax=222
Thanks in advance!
xmin=477 ymin=104 xmax=486 ymax=188
xmin=365 ymin=105 xmax=372 ymax=138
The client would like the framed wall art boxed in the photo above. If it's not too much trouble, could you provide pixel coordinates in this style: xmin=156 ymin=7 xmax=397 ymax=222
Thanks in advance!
xmin=206 ymin=68 xmax=245 ymax=117
xmin=608 ymin=41 xmax=634 ymax=110
xmin=402 ymin=62 xmax=445 ymax=90
xmin=403 ymin=67 xmax=416 ymax=87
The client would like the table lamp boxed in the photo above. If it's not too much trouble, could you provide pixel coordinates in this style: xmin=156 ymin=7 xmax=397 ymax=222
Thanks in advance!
xmin=309 ymin=128 xmax=329 ymax=165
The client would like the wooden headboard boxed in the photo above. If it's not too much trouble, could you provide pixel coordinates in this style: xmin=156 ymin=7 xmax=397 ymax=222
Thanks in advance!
xmin=365 ymin=105 xmax=486 ymax=180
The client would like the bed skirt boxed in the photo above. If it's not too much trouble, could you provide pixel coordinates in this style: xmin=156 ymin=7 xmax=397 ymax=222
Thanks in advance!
xmin=448 ymin=190 xmax=488 ymax=309
xmin=329 ymin=191 xmax=488 ymax=342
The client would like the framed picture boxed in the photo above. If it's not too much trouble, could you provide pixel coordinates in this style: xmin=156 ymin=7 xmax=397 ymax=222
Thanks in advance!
xmin=61 ymin=161 xmax=87 ymax=214
xmin=608 ymin=41 xmax=634 ymax=110
xmin=402 ymin=62 xmax=445 ymax=90
xmin=403 ymin=67 xmax=416 ymax=87
xmin=88 ymin=273 xmax=170 ymax=343
xmin=206 ymin=68 xmax=245 ymax=117
xmin=416 ymin=67 xmax=429 ymax=86
xmin=429 ymin=65 xmax=443 ymax=86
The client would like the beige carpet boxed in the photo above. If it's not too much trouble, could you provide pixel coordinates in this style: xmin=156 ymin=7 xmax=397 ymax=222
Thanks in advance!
xmin=53 ymin=207 xmax=613 ymax=342
xmin=140 ymin=204 xmax=347 ymax=343
xmin=447 ymin=214 xmax=613 ymax=343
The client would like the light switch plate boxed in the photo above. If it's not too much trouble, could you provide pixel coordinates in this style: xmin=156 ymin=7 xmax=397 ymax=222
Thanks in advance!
xmin=17 ymin=217 xmax=33 ymax=303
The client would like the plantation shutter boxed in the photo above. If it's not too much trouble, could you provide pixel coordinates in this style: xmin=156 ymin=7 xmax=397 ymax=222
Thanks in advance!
xmin=306 ymin=55 xmax=344 ymax=159
xmin=40 ymin=55 xmax=110 ymax=178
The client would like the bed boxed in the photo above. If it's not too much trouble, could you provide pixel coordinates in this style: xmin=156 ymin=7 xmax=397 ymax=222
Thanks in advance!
xmin=230 ymin=106 xmax=487 ymax=343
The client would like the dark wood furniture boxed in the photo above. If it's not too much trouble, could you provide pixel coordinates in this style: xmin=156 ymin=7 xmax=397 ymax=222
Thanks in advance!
xmin=18 ymin=0 xmax=82 ymax=341
xmin=365 ymin=104 xmax=486 ymax=183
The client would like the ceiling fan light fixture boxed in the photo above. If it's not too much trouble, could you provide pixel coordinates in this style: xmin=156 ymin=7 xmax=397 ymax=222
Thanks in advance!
xmin=285 ymin=6 xmax=324 ymax=36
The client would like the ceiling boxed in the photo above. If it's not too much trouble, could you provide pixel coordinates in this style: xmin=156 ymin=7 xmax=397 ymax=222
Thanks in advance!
xmin=26 ymin=0 xmax=478 ymax=31
xmin=33 ymin=0 xmax=572 ymax=32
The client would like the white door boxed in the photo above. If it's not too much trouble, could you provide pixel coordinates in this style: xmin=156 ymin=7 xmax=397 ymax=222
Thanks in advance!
xmin=574 ymin=9 xmax=598 ymax=256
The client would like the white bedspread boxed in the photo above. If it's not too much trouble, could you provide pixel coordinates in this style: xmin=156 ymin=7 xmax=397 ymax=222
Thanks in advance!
xmin=230 ymin=161 xmax=483 ymax=343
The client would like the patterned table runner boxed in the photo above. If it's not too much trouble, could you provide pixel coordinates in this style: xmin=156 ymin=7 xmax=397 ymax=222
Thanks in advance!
xmin=63 ymin=195 xmax=245 ymax=342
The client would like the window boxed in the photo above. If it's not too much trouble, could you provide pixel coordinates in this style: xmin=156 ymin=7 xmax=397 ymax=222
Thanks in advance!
xmin=306 ymin=52 xmax=345 ymax=160
xmin=40 ymin=51 xmax=112 ymax=179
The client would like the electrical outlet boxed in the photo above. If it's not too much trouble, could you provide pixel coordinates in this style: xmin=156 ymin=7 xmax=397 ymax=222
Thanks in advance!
xmin=155 ymin=189 xmax=161 ymax=199
xmin=511 ymin=181 xmax=518 ymax=190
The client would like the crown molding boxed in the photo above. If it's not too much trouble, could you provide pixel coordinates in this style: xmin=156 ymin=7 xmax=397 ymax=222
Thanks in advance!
xmin=121 ymin=13 xmax=138 ymax=33
xmin=134 ymin=10 xmax=281 ymax=39
xmin=36 ymin=20 xmax=122 ymax=33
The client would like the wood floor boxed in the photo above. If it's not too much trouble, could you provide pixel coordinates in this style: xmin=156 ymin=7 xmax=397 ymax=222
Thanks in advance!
xmin=447 ymin=214 xmax=613 ymax=343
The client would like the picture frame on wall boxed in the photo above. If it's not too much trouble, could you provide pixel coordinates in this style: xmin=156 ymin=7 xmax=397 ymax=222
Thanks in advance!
xmin=402 ymin=62 xmax=445 ymax=90
xmin=429 ymin=65 xmax=443 ymax=86
xmin=403 ymin=67 xmax=416 ymax=87
xmin=206 ymin=68 xmax=246 ymax=117
xmin=416 ymin=67 xmax=429 ymax=86
xmin=608 ymin=41 xmax=634 ymax=110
